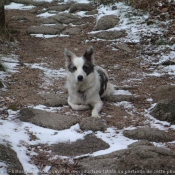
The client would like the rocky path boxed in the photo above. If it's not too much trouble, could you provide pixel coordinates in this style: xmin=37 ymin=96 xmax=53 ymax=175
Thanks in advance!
xmin=1 ymin=0 xmax=175 ymax=174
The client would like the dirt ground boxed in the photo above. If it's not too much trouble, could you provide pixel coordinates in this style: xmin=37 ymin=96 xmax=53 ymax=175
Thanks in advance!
xmin=1 ymin=0 xmax=175 ymax=173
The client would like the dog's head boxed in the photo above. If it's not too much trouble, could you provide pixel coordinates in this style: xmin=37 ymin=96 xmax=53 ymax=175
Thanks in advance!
xmin=64 ymin=46 xmax=95 ymax=83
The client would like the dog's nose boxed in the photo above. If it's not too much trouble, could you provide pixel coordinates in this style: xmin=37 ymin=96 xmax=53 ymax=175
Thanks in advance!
xmin=77 ymin=75 xmax=83 ymax=82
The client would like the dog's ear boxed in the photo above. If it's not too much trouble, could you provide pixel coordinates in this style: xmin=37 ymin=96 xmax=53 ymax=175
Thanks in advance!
xmin=64 ymin=48 xmax=76 ymax=66
xmin=83 ymin=46 xmax=94 ymax=63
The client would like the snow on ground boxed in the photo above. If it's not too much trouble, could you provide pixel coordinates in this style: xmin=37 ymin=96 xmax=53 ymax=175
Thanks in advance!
xmin=2 ymin=0 xmax=175 ymax=174
xmin=25 ymin=63 xmax=67 ymax=91
xmin=5 ymin=2 xmax=35 ymax=10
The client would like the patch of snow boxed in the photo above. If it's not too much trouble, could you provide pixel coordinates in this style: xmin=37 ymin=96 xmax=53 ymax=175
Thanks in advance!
xmin=37 ymin=12 xmax=55 ymax=18
xmin=63 ymin=0 xmax=90 ymax=3
xmin=30 ymin=34 xmax=69 ymax=38
xmin=94 ymin=127 xmax=136 ymax=156
xmin=25 ymin=63 xmax=66 ymax=90
xmin=114 ymin=90 xmax=132 ymax=95
xmin=0 ymin=55 xmax=19 ymax=73
xmin=0 ymin=110 xmax=91 ymax=174
xmin=0 ymin=162 xmax=8 ymax=175
xmin=5 ymin=2 xmax=35 ymax=10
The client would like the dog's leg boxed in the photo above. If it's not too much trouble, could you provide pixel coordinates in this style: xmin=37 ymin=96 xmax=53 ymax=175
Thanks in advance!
xmin=91 ymin=101 xmax=103 ymax=118
xmin=68 ymin=97 xmax=90 ymax=111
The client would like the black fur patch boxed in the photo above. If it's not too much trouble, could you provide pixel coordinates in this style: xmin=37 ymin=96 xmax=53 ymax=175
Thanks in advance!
xmin=97 ymin=69 xmax=108 ymax=96
xmin=83 ymin=57 xmax=94 ymax=75
xmin=68 ymin=62 xmax=77 ymax=73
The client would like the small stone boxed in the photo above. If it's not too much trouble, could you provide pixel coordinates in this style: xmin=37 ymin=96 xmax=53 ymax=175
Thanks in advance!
xmin=80 ymin=117 xmax=106 ymax=132
xmin=42 ymin=93 xmax=68 ymax=107
xmin=113 ymin=43 xmax=132 ymax=53
xmin=94 ymin=15 xmax=120 ymax=31
xmin=150 ymin=99 xmax=175 ymax=124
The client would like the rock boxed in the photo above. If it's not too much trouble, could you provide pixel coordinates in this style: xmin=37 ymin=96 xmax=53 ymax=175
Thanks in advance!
xmin=115 ymin=86 xmax=138 ymax=90
xmin=26 ymin=26 xmax=60 ymax=35
xmin=48 ymin=3 xmax=73 ymax=11
xmin=52 ymin=134 xmax=109 ymax=156
xmin=152 ymin=85 xmax=175 ymax=102
xmin=36 ymin=17 xmax=56 ymax=24
xmin=12 ymin=0 xmax=46 ymax=6
xmin=80 ymin=118 xmax=106 ymax=132
xmin=49 ymin=24 xmax=66 ymax=31
xmin=85 ymin=9 xmax=98 ymax=15
xmin=94 ymin=15 xmax=120 ymax=31
xmin=93 ymin=30 xmax=125 ymax=40
xmin=107 ymin=95 xmax=136 ymax=103
xmin=69 ymin=3 xmax=95 ymax=13
xmin=150 ymin=99 xmax=175 ymax=124
xmin=41 ymin=93 xmax=68 ymax=107
xmin=0 ymin=144 xmax=24 ymax=175
xmin=128 ymin=140 xmax=154 ymax=148
xmin=51 ymin=13 xmax=80 ymax=24
xmin=62 ymin=27 xmax=82 ymax=35
xmin=79 ymin=142 xmax=175 ymax=175
xmin=123 ymin=128 xmax=174 ymax=142
xmin=19 ymin=108 xmax=79 ymax=130
xmin=112 ymin=43 xmax=132 ymax=53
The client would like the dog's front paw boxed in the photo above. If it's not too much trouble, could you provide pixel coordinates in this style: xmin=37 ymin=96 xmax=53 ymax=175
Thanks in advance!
xmin=92 ymin=115 xmax=101 ymax=118
xmin=91 ymin=112 xmax=101 ymax=118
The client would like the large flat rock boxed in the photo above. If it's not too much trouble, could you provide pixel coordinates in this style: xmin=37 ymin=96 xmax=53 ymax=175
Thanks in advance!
xmin=27 ymin=26 xmax=60 ymax=35
xmin=12 ymin=0 xmax=46 ymax=6
xmin=19 ymin=108 xmax=79 ymax=130
xmin=123 ymin=127 xmax=175 ymax=142
xmin=48 ymin=3 xmax=73 ymax=11
xmin=69 ymin=3 xmax=95 ymax=13
xmin=52 ymin=134 xmax=109 ymax=156
xmin=51 ymin=13 xmax=80 ymax=24
xmin=93 ymin=30 xmax=125 ymax=40
xmin=0 ymin=144 xmax=24 ymax=175
xmin=79 ymin=141 xmax=175 ymax=175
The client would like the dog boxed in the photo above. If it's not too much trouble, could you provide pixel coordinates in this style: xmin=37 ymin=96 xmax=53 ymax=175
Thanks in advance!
xmin=64 ymin=46 xmax=114 ymax=118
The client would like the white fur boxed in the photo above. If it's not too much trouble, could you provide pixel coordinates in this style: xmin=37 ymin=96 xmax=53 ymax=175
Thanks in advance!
xmin=65 ymin=47 xmax=114 ymax=118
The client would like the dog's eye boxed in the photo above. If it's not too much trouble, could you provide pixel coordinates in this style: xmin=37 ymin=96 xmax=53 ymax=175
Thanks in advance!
xmin=83 ymin=65 xmax=88 ymax=71
xmin=72 ymin=66 xmax=77 ymax=71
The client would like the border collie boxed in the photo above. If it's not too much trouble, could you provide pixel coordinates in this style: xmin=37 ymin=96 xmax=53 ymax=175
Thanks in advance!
xmin=65 ymin=46 xmax=114 ymax=118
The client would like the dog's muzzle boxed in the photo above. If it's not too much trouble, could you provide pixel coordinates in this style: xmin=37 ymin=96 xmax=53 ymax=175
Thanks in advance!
xmin=77 ymin=75 xmax=84 ymax=82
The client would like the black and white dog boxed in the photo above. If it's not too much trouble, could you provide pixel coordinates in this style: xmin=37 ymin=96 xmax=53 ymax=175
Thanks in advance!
xmin=65 ymin=46 xmax=114 ymax=118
